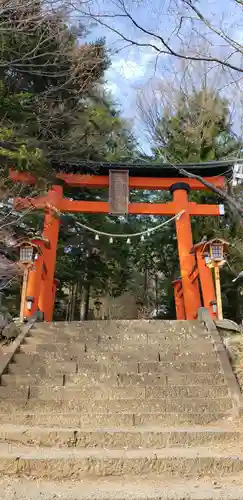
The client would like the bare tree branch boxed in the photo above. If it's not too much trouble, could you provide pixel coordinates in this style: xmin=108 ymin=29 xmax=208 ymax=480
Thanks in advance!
xmin=79 ymin=0 xmax=243 ymax=73
xmin=137 ymin=62 xmax=243 ymax=218
xmin=181 ymin=0 xmax=243 ymax=54
xmin=168 ymin=160 xmax=243 ymax=216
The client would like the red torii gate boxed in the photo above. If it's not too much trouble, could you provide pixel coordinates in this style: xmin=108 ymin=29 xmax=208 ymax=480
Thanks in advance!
xmin=10 ymin=163 xmax=228 ymax=321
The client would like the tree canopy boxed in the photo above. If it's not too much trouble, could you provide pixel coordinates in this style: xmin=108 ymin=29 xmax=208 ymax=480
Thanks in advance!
xmin=152 ymin=89 xmax=241 ymax=163
xmin=0 ymin=0 xmax=138 ymax=314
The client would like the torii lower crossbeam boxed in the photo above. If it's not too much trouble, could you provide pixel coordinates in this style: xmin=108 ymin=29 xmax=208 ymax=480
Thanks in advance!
xmin=15 ymin=197 xmax=224 ymax=216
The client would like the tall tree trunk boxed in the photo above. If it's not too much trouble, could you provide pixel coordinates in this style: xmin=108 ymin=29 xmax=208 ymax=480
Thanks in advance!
xmin=71 ymin=282 xmax=77 ymax=321
xmin=144 ymin=263 xmax=148 ymax=306
xmin=77 ymin=280 xmax=83 ymax=320
xmin=155 ymin=274 xmax=159 ymax=315
xmin=68 ymin=284 xmax=73 ymax=322
xmin=82 ymin=250 xmax=92 ymax=321
xmin=83 ymin=282 xmax=90 ymax=321
xmin=65 ymin=302 xmax=69 ymax=322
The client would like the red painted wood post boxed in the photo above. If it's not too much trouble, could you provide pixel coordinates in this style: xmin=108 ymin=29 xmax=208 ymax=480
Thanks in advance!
xmin=38 ymin=186 xmax=62 ymax=321
xmin=172 ymin=279 xmax=186 ymax=319
xmin=171 ymin=183 xmax=201 ymax=319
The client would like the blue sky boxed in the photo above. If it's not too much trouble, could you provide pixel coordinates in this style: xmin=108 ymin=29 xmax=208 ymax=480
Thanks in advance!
xmin=83 ymin=0 xmax=243 ymax=151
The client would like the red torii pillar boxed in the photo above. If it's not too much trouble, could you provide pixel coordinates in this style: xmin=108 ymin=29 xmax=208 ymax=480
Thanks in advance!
xmin=38 ymin=186 xmax=62 ymax=321
xmin=172 ymin=279 xmax=186 ymax=320
xmin=170 ymin=183 xmax=201 ymax=320
xmin=21 ymin=188 xmax=62 ymax=321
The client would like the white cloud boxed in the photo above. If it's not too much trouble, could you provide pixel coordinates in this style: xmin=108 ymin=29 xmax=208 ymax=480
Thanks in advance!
xmin=112 ymin=58 xmax=146 ymax=80
xmin=104 ymin=40 xmax=169 ymax=113
xmin=233 ymin=28 xmax=243 ymax=44
xmin=105 ymin=81 xmax=120 ymax=95
xmin=106 ymin=38 xmax=168 ymax=86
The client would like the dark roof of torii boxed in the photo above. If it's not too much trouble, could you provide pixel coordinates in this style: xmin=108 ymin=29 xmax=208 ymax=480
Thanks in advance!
xmin=52 ymin=159 xmax=235 ymax=178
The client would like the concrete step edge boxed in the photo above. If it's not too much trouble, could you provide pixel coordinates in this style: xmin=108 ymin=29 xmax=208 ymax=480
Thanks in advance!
xmin=0 ymin=476 xmax=243 ymax=500
xmin=26 ymin=336 xmax=210 ymax=343
xmin=0 ymin=385 xmax=229 ymax=400
xmin=0 ymin=396 xmax=232 ymax=403
xmin=0 ymin=384 xmax=229 ymax=390
xmin=0 ymin=411 xmax=228 ymax=426
xmin=0 ymin=411 xmax=228 ymax=416
xmin=3 ymin=372 xmax=226 ymax=381
xmin=1 ymin=444 xmax=243 ymax=479
xmin=0 ymin=443 xmax=242 ymax=458
xmin=0 ymin=428 xmax=241 ymax=448
xmin=12 ymin=354 xmax=221 ymax=367
xmin=0 ymin=424 xmax=239 ymax=433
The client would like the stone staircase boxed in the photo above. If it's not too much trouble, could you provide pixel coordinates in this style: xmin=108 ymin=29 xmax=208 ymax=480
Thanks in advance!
xmin=0 ymin=319 xmax=243 ymax=499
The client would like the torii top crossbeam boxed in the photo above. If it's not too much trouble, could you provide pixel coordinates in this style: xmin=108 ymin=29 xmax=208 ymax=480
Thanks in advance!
xmin=48 ymin=158 xmax=233 ymax=175
xmin=11 ymin=158 xmax=233 ymax=179
xmin=10 ymin=160 xmax=233 ymax=322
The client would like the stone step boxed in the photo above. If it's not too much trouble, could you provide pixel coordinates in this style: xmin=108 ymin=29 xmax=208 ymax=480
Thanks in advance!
xmin=0 ymin=384 xmax=229 ymax=401
xmin=134 ymin=361 xmax=221 ymax=374
xmin=1 ymin=371 xmax=226 ymax=388
xmin=0 ymin=424 xmax=240 ymax=449
xmin=34 ymin=320 xmax=205 ymax=334
xmin=1 ymin=476 xmax=243 ymax=500
xmin=0 ymin=397 xmax=232 ymax=413
xmin=32 ymin=322 xmax=207 ymax=339
xmin=7 ymin=364 xmax=76 ymax=377
xmin=0 ymin=387 xmax=29 ymax=400
xmin=26 ymin=333 xmax=151 ymax=344
xmin=30 ymin=328 xmax=209 ymax=343
xmin=26 ymin=326 xmax=211 ymax=340
xmin=146 ymin=334 xmax=211 ymax=345
xmin=24 ymin=336 xmax=215 ymax=353
xmin=1 ymin=374 xmax=64 ymax=387
xmin=117 ymin=372 xmax=225 ymax=386
xmin=22 ymin=340 xmax=86 ymax=349
xmin=0 ymin=443 xmax=243 ymax=479
xmin=26 ymin=342 xmax=211 ymax=356
xmin=10 ymin=354 xmax=222 ymax=374
xmin=65 ymin=385 xmax=229 ymax=399
xmin=26 ymin=333 xmax=151 ymax=345
xmin=12 ymin=353 xmax=142 ymax=368
xmin=66 ymin=372 xmax=225 ymax=386
xmin=8 ymin=356 xmax=77 ymax=374
xmin=21 ymin=341 xmax=217 ymax=356
xmin=22 ymin=337 xmax=215 ymax=353
xmin=0 ymin=411 xmax=227 ymax=427
xmin=19 ymin=345 xmax=161 ymax=361
xmin=7 ymin=362 xmax=223 ymax=380
xmin=19 ymin=345 xmax=217 ymax=363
